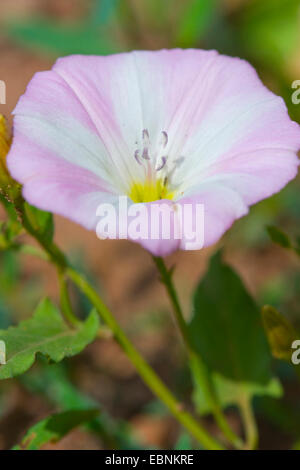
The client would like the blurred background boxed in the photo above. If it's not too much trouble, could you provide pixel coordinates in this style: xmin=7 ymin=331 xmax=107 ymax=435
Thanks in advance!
xmin=0 ymin=0 xmax=300 ymax=450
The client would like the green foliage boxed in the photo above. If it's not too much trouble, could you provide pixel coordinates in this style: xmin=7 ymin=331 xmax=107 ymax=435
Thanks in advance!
xmin=21 ymin=363 xmax=143 ymax=449
xmin=3 ymin=19 xmax=117 ymax=57
xmin=176 ymin=0 xmax=217 ymax=47
xmin=174 ymin=431 xmax=194 ymax=450
xmin=193 ymin=373 xmax=282 ymax=415
xmin=262 ymin=305 xmax=298 ymax=362
xmin=24 ymin=202 xmax=54 ymax=244
xmin=267 ymin=226 xmax=292 ymax=249
xmin=238 ymin=0 xmax=299 ymax=71
xmin=188 ymin=252 xmax=281 ymax=413
xmin=267 ymin=225 xmax=300 ymax=257
xmin=13 ymin=409 xmax=99 ymax=450
xmin=0 ymin=298 xmax=99 ymax=379
xmin=90 ymin=0 xmax=120 ymax=26
xmin=0 ymin=195 xmax=23 ymax=250
xmin=189 ymin=252 xmax=273 ymax=383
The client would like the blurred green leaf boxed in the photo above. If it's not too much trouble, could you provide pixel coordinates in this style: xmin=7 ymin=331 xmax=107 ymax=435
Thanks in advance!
xmin=176 ymin=0 xmax=217 ymax=46
xmin=267 ymin=225 xmax=292 ymax=249
xmin=174 ymin=431 xmax=194 ymax=450
xmin=21 ymin=363 xmax=143 ymax=449
xmin=90 ymin=0 xmax=120 ymax=26
xmin=262 ymin=305 xmax=298 ymax=361
xmin=292 ymin=439 xmax=300 ymax=450
xmin=238 ymin=0 xmax=300 ymax=71
xmin=24 ymin=202 xmax=54 ymax=244
xmin=0 ymin=194 xmax=23 ymax=250
xmin=267 ymin=225 xmax=300 ymax=257
xmin=193 ymin=372 xmax=282 ymax=415
xmin=13 ymin=409 xmax=99 ymax=450
xmin=189 ymin=252 xmax=273 ymax=384
xmin=0 ymin=298 xmax=99 ymax=379
xmin=4 ymin=19 xmax=116 ymax=57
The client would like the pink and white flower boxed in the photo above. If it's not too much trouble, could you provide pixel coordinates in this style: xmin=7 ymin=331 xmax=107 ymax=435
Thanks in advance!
xmin=7 ymin=49 xmax=300 ymax=255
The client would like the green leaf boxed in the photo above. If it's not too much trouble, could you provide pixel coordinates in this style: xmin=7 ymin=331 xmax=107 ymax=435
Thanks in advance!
xmin=174 ymin=431 xmax=194 ymax=450
xmin=24 ymin=202 xmax=54 ymax=244
xmin=0 ymin=298 xmax=99 ymax=379
xmin=21 ymin=363 xmax=143 ymax=450
xmin=238 ymin=0 xmax=300 ymax=72
xmin=189 ymin=252 xmax=273 ymax=384
xmin=193 ymin=372 xmax=282 ymax=415
xmin=13 ymin=409 xmax=99 ymax=450
xmin=188 ymin=252 xmax=280 ymax=413
xmin=4 ymin=19 xmax=116 ymax=57
xmin=0 ymin=194 xmax=23 ymax=249
xmin=89 ymin=0 xmax=120 ymax=26
xmin=176 ymin=0 xmax=217 ymax=47
xmin=262 ymin=305 xmax=298 ymax=361
xmin=267 ymin=225 xmax=292 ymax=249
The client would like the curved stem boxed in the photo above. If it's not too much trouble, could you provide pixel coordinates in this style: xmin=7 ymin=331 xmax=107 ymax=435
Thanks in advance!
xmin=238 ymin=395 xmax=258 ymax=450
xmin=152 ymin=256 xmax=243 ymax=449
xmin=67 ymin=266 xmax=224 ymax=450
xmin=14 ymin=242 xmax=223 ymax=449
xmin=9 ymin=196 xmax=224 ymax=448
xmin=57 ymin=269 xmax=81 ymax=327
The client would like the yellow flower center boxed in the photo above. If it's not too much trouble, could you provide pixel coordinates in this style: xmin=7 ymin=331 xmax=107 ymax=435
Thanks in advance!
xmin=129 ymin=178 xmax=174 ymax=203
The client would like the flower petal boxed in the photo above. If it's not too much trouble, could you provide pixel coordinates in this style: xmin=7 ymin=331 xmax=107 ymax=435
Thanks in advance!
xmin=7 ymin=49 xmax=300 ymax=255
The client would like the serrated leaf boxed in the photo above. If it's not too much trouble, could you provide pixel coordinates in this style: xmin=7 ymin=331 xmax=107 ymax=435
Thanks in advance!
xmin=262 ymin=305 xmax=298 ymax=361
xmin=267 ymin=225 xmax=292 ymax=249
xmin=0 ymin=298 xmax=99 ymax=379
xmin=13 ymin=409 xmax=99 ymax=450
xmin=24 ymin=202 xmax=54 ymax=244
xmin=189 ymin=252 xmax=273 ymax=384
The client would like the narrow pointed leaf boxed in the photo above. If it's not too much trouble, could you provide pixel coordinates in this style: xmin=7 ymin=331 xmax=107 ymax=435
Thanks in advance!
xmin=267 ymin=225 xmax=292 ymax=249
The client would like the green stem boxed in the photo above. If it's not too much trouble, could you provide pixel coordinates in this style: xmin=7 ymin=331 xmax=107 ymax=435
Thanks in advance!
xmin=152 ymin=256 xmax=243 ymax=449
xmin=57 ymin=269 xmax=81 ymax=327
xmin=10 ymin=196 xmax=224 ymax=448
xmin=238 ymin=395 xmax=258 ymax=450
xmin=67 ymin=266 xmax=224 ymax=450
xmin=15 ymin=243 xmax=223 ymax=449
xmin=16 ymin=243 xmax=49 ymax=261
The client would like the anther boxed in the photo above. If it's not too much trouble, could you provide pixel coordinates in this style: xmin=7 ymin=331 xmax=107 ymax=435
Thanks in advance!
xmin=161 ymin=131 xmax=168 ymax=148
xmin=134 ymin=150 xmax=142 ymax=165
xmin=142 ymin=129 xmax=150 ymax=144
xmin=156 ymin=156 xmax=167 ymax=171
xmin=142 ymin=147 xmax=150 ymax=160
